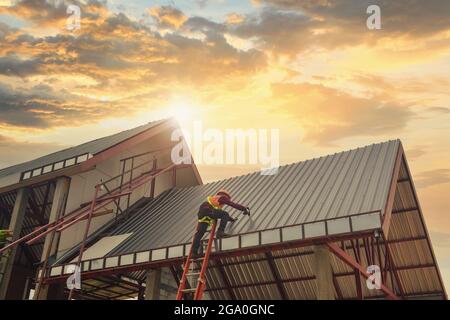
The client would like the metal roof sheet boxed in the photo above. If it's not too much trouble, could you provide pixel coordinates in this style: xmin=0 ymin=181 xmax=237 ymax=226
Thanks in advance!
xmin=0 ymin=119 xmax=166 ymax=180
xmin=105 ymin=140 xmax=400 ymax=256
xmin=48 ymin=139 xmax=447 ymax=300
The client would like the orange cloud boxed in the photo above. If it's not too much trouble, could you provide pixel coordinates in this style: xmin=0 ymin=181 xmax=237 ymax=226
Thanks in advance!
xmin=226 ymin=13 xmax=245 ymax=25
xmin=271 ymin=82 xmax=414 ymax=145
xmin=148 ymin=5 xmax=187 ymax=29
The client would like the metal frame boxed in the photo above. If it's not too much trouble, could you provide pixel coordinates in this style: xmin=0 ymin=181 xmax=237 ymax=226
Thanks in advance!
xmin=398 ymin=154 xmax=448 ymax=300
xmin=382 ymin=142 xmax=404 ymax=236
xmin=5 ymin=139 xmax=444 ymax=300
xmin=1 ymin=152 xmax=186 ymax=299
xmin=43 ymin=226 xmax=446 ymax=300
xmin=326 ymin=242 xmax=399 ymax=300
xmin=46 ymin=210 xmax=383 ymax=280
xmin=0 ymin=153 xmax=179 ymax=255
xmin=0 ymin=180 xmax=58 ymax=299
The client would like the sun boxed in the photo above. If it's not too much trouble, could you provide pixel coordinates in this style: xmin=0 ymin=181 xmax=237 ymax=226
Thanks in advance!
xmin=168 ymin=97 xmax=199 ymax=125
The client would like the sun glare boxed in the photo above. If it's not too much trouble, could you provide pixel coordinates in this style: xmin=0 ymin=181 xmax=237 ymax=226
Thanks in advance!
xmin=168 ymin=97 xmax=199 ymax=125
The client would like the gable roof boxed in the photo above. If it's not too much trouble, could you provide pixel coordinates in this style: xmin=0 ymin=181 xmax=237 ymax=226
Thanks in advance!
xmin=48 ymin=139 xmax=447 ymax=300
xmin=0 ymin=119 xmax=167 ymax=189
xmin=102 ymin=140 xmax=400 ymax=255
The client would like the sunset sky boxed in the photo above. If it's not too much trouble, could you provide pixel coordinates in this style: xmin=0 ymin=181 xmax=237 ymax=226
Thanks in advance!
xmin=0 ymin=0 xmax=450 ymax=290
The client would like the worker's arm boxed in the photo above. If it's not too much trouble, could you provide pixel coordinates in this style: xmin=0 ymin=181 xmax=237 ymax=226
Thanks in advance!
xmin=218 ymin=196 xmax=250 ymax=215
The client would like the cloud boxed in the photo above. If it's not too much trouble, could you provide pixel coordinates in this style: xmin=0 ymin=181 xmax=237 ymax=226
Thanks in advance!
xmin=0 ymin=134 xmax=65 ymax=170
xmin=0 ymin=0 xmax=67 ymax=26
xmin=0 ymin=81 xmax=140 ymax=129
xmin=183 ymin=16 xmax=226 ymax=33
xmin=149 ymin=5 xmax=187 ymax=29
xmin=0 ymin=4 xmax=268 ymax=133
xmin=228 ymin=0 xmax=450 ymax=56
xmin=262 ymin=0 xmax=450 ymax=36
xmin=0 ymin=2 xmax=266 ymax=89
xmin=225 ymin=13 xmax=245 ymax=25
xmin=0 ymin=0 xmax=106 ymax=28
xmin=427 ymin=107 xmax=450 ymax=114
xmin=232 ymin=9 xmax=316 ymax=55
xmin=405 ymin=145 xmax=428 ymax=160
xmin=416 ymin=169 xmax=450 ymax=188
xmin=271 ymin=82 xmax=414 ymax=145
xmin=0 ymin=55 xmax=42 ymax=76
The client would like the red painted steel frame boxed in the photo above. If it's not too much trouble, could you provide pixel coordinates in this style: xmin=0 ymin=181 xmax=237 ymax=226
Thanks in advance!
xmin=68 ymin=185 xmax=100 ymax=299
xmin=326 ymin=242 xmax=399 ymax=300
xmin=0 ymin=162 xmax=178 ymax=255
xmin=382 ymin=143 xmax=403 ymax=237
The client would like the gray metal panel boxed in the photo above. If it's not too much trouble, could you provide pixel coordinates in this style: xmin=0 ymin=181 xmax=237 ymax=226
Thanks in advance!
xmin=105 ymin=140 xmax=400 ymax=256
xmin=0 ymin=119 xmax=166 ymax=179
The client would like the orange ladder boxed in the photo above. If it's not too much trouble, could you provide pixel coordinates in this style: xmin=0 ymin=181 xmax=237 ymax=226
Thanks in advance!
xmin=176 ymin=221 xmax=217 ymax=300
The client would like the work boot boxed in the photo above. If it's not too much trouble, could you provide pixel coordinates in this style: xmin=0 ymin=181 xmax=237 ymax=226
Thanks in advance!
xmin=216 ymin=230 xmax=231 ymax=238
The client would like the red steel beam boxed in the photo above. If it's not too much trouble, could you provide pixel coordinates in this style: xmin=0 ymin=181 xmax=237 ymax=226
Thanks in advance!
xmin=382 ymin=143 xmax=403 ymax=236
xmin=68 ymin=185 xmax=100 ymax=299
xmin=149 ymin=159 xmax=157 ymax=198
xmin=350 ymin=239 xmax=363 ymax=300
xmin=26 ymin=163 xmax=177 ymax=244
xmin=326 ymin=242 xmax=399 ymax=300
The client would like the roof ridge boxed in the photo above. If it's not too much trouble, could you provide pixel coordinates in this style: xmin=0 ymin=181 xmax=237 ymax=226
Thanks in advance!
xmin=0 ymin=118 xmax=169 ymax=174
xmin=194 ymin=139 xmax=401 ymax=187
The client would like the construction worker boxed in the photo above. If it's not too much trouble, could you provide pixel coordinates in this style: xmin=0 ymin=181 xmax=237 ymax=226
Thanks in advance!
xmin=191 ymin=189 xmax=250 ymax=258
xmin=0 ymin=229 xmax=13 ymax=249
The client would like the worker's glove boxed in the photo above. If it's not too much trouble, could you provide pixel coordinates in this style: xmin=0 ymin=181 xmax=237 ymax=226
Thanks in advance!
xmin=243 ymin=207 xmax=251 ymax=216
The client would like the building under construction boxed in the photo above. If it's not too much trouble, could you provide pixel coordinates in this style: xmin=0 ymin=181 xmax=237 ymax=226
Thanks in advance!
xmin=0 ymin=118 xmax=446 ymax=300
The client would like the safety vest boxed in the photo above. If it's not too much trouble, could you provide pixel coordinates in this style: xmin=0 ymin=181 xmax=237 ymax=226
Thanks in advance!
xmin=0 ymin=230 xmax=8 ymax=241
xmin=198 ymin=196 xmax=222 ymax=226
xmin=0 ymin=230 xmax=9 ymax=248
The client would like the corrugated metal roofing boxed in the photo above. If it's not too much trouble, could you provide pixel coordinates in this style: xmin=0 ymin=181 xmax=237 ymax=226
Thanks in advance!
xmin=105 ymin=140 xmax=400 ymax=256
xmin=50 ymin=139 xmax=446 ymax=300
xmin=0 ymin=119 xmax=166 ymax=180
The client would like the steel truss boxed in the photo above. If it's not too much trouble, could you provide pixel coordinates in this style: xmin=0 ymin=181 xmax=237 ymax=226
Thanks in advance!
xmin=0 ymin=146 xmax=188 ymax=299
xmin=42 ymin=228 xmax=436 ymax=300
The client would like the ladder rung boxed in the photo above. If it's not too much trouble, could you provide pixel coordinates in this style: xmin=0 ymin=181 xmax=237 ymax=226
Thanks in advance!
xmin=182 ymin=288 xmax=197 ymax=293
xmin=186 ymin=272 xmax=200 ymax=277
xmin=191 ymin=257 xmax=204 ymax=262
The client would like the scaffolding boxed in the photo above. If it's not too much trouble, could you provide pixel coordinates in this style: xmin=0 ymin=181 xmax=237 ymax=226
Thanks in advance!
xmin=0 ymin=146 xmax=185 ymax=299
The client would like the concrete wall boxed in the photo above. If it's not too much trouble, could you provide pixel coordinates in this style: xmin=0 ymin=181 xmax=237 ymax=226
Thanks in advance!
xmin=56 ymin=128 xmax=200 ymax=258
xmin=158 ymin=268 xmax=178 ymax=300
